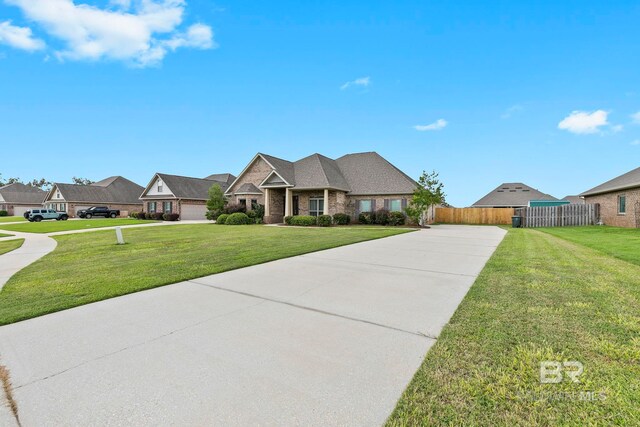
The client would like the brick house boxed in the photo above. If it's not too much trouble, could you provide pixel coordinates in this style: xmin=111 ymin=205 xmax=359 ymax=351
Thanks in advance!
xmin=0 ymin=183 xmax=46 ymax=217
xmin=225 ymin=152 xmax=417 ymax=224
xmin=44 ymin=176 xmax=144 ymax=218
xmin=139 ymin=173 xmax=235 ymax=220
xmin=581 ymin=167 xmax=640 ymax=228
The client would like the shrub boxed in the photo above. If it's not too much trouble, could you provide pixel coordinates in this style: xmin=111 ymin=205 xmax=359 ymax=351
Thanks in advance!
xmin=129 ymin=211 xmax=143 ymax=219
xmin=224 ymin=203 xmax=246 ymax=214
xmin=206 ymin=209 xmax=222 ymax=221
xmin=284 ymin=216 xmax=293 ymax=225
xmin=0 ymin=210 xmax=7 ymax=217
xmin=252 ymin=203 xmax=265 ymax=220
xmin=332 ymin=213 xmax=350 ymax=225
xmin=358 ymin=212 xmax=373 ymax=224
xmin=388 ymin=211 xmax=406 ymax=226
xmin=216 ymin=213 xmax=229 ymax=224
xmin=163 ymin=213 xmax=180 ymax=221
xmin=316 ymin=215 xmax=332 ymax=227
xmin=373 ymin=209 xmax=390 ymax=225
xmin=246 ymin=210 xmax=257 ymax=219
xmin=290 ymin=215 xmax=316 ymax=226
xmin=225 ymin=212 xmax=251 ymax=225
xmin=144 ymin=213 xmax=154 ymax=220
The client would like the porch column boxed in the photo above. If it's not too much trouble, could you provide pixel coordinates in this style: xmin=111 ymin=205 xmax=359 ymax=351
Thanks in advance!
xmin=285 ymin=187 xmax=291 ymax=217
xmin=264 ymin=188 xmax=270 ymax=217
xmin=323 ymin=188 xmax=329 ymax=215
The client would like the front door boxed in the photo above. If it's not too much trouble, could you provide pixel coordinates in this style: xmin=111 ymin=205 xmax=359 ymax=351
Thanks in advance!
xmin=293 ymin=196 xmax=299 ymax=216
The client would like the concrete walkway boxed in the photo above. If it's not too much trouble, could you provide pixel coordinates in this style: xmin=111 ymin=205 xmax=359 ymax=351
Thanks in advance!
xmin=0 ymin=225 xmax=506 ymax=426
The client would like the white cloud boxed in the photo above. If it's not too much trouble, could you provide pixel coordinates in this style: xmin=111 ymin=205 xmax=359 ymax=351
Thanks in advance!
xmin=414 ymin=118 xmax=447 ymax=131
xmin=4 ymin=0 xmax=215 ymax=67
xmin=611 ymin=124 xmax=623 ymax=133
xmin=340 ymin=76 xmax=370 ymax=90
xmin=631 ymin=111 xmax=640 ymax=124
xmin=631 ymin=140 xmax=640 ymax=146
xmin=0 ymin=20 xmax=45 ymax=51
xmin=558 ymin=110 xmax=609 ymax=134
xmin=500 ymin=104 xmax=523 ymax=119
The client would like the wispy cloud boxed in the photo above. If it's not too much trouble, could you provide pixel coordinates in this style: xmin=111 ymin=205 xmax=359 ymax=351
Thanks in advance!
xmin=0 ymin=20 xmax=45 ymax=51
xmin=500 ymin=104 xmax=523 ymax=119
xmin=558 ymin=110 xmax=610 ymax=134
xmin=3 ymin=0 xmax=215 ymax=67
xmin=631 ymin=111 xmax=640 ymax=124
xmin=414 ymin=118 xmax=447 ymax=131
xmin=631 ymin=140 xmax=640 ymax=146
xmin=340 ymin=76 xmax=370 ymax=90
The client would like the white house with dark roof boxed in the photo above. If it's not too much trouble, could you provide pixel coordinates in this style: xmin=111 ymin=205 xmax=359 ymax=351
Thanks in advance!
xmin=0 ymin=183 xmax=46 ymax=217
xmin=139 ymin=172 xmax=236 ymax=220
xmin=471 ymin=183 xmax=558 ymax=208
xmin=225 ymin=152 xmax=417 ymax=223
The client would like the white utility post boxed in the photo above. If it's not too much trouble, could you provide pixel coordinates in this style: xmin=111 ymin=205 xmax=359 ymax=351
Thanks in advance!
xmin=115 ymin=227 xmax=125 ymax=245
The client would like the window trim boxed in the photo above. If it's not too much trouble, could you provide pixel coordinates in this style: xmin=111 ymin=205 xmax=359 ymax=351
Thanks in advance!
xmin=163 ymin=201 xmax=172 ymax=214
xmin=389 ymin=199 xmax=402 ymax=212
xmin=309 ymin=197 xmax=324 ymax=217
xmin=148 ymin=201 xmax=157 ymax=213
xmin=358 ymin=199 xmax=372 ymax=213
xmin=618 ymin=195 xmax=626 ymax=215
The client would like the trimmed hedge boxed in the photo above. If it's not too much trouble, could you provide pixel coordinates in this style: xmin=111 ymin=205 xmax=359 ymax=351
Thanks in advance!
xmin=0 ymin=210 xmax=8 ymax=217
xmin=358 ymin=212 xmax=373 ymax=224
xmin=284 ymin=216 xmax=293 ymax=225
xmin=225 ymin=212 xmax=252 ymax=225
xmin=216 ymin=213 xmax=229 ymax=224
xmin=373 ymin=209 xmax=390 ymax=225
xmin=290 ymin=215 xmax=316 ymax=226
xmin=224 ymin=203 xmax=246 ymax=214
xmin=129 ymin=211 xmax=143 ymax=219
xmin=162 ymin=213 xmax=180 ymax=221
xmin=317 ymin=215 xmax=332 ymax=227
xmin=388 ymin=211 xmax=406 ymax=226
xmin=332 ymin=213 xmax=350 ymax=225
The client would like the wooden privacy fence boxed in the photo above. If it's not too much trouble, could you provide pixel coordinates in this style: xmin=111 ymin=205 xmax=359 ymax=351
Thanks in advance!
xmin=515 ymin=204 xmax=600 ymax=228
xmin=435 ymin=208 xmax=515 ymax=225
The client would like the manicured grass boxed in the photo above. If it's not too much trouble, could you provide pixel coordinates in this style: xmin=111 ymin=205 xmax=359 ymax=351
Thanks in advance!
xmin=0 ymin=239 xmax=23 ymax=255
xmin=388 ymin=228 xmax=639 ymax=426
xmin=0 ymin=218 xmax=157 ymax=234
xmin=540 ymin=226 xmax=640 ymax=266
xmin=0 ymin=233 xmax=13 ymax=238
xmin=0 ymin=216 xmax=26 ymax=223
xmin=0 ymin=224 xmax=412 ymax=325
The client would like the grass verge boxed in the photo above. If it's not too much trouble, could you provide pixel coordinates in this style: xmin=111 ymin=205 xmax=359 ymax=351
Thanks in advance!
xmin=0 ymin=224 xmax=411 ymax=325
xmin=0 ymin=217 xmax=25 ymax=223
xmin=387 ymin=228 xmax=640 ymax=426
xmin=0 ymin=239 xmax=23 ymax=256
xmin=0 ymin=218 xmax=157 ymax=234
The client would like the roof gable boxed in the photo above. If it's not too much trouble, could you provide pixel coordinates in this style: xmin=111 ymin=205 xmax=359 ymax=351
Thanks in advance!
xmin=47 ymin=176 xmax=144 ymax=204
xmin=580 ymin=167 xmax=640 ymax=197
xmin=141 ymin=173 xmax=231 ymax=200
xmin=335 ymin=152 xmax=416 ymax=195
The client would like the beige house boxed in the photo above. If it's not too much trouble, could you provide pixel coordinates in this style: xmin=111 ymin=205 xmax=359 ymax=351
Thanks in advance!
xmin=139 ymin=173 xmax=235 ymax=220
xmin=225 ymin=152 xmax=417 ymax=224
xmin=581 ymin=166 xmax=640 ymax=228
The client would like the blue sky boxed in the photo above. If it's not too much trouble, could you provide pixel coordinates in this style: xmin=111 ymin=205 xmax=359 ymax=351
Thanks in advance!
xmin=1 ymin=0 xmax=639 ymax=206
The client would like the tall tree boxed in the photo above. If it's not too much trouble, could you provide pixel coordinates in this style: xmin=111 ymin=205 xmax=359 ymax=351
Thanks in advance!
xmin=28 ymin=178 xmax=52 ymax=190
xmin=205 ymin=183 xmax=227 ymax=220
xmin=405 ymin=170 xmax=445 ymax=226
xmin=0 ymin=175 xmax=22 ymax=186
xmin=72 ymin=176 xmax=95 ymax=185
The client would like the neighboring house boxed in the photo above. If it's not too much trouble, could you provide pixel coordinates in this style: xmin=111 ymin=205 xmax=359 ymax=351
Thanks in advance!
xmin=225 ymin=152 xmax=417 ymax=224
xmin=580 ymin=166 xmax=640 ymax=228
xmin=0 ymin=183 xmax=46 ymax=216
xmin=471 ymin=183 xmax=558 ymax=208
xmin=44 ymin=176 xmax=144 ymax=217
xmin=562 ymin=195 xmax=585 ymax=204
xmin=139 ymin=173 xmax=236 ymax=220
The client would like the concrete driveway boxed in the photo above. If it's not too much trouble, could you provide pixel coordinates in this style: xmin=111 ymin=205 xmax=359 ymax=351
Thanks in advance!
xmin=0 ymin=225 xmax=506 ymax=426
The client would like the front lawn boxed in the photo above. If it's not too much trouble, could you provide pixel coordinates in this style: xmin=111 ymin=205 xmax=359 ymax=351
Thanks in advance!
xmin=0 ymin=218 xmax=157 ymax=234
xmin=0 ymin=239 xmax=24 ymax=255
xmin=388 ymin=228 xmax=639 ymax=426
xmin=0 ymin=216 xmax=26 ymax=223
xmin=540 ymin=226 xmax=640 ymax=266
xmin=0 ymin=233 xmax=13 ymax=238
xmin=0 ymin=224 xmax=411 ymax=325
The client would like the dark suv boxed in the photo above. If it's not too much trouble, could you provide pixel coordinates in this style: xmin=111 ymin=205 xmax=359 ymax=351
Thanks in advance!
xmin=77 ymin=206 xmax=120 ymax=219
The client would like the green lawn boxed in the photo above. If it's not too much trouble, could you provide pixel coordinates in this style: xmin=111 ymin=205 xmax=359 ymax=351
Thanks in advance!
xmin=540 ymin=226 xmax=640 ymax=266
xmin=0 ymin=239 xmax=23 ymax=255
xmin=0 ymin=216 xmax=26 ymax=223
xmin=0 ymin=224 xmax=411 ymax=325
xmin=388 ymin=228 xmax=639 ymax=426
xmin=0 ymin=233 xmax=13 ymax=238
xmin=0 ymin=218 xmax=157 ymax=234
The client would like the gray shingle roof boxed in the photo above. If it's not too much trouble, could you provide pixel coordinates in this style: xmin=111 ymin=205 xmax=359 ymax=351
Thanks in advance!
xmin=260 ymin=153 xmax=296 ymax=185
xmin=155 ymin=173 xmax=233 ymax=200
xmin=0 ymin=183 xmax=46 ymax=204
xmin=235 ymin=183 xmax=262 ymax=194
xmin=580 ymin=167 xmax=640 ymax=197
xmin=292 ymin=154 xmax=351 ymax=191
xmin=562 ymin=195 xmax=585 ymax=204
xmin=335 ymin=152 xmax=417 ymax=195
xmin=472 ymin=183 xmax=558 ymax=207
xmin=54 ymin=176 xmax=143 ymax=204
xmin=203 ymin=173 xmax=236 ymax=185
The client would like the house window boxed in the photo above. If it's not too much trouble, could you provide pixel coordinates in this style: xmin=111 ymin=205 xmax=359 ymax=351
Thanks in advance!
xmin=358 ymin=199 xmax=372 ymax=213
xmin=251 ymin=199 xmax=258 ymax=209
xmin=148 ymin=202 xmax=157 ymax=213
xmin=618 ymin=195 xmax=626 ymax=214
xmin=239 ymin=198 xmax=247 ymax=207
xmin=389 ymin=199 xmax=402 ymax=212
xmin=163 ymin=201 xmax=172 ymax=214
xmin=157 ymin=181 xmax=163 ymax=193
xmin=309 ymin=198 xmax=324 ymax=217
xmin=55 ymin=191 xmax=61 ymax=199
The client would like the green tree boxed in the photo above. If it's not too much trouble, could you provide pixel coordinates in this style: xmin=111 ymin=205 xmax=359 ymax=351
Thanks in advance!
xmin=28 ymin=178 xmax=52 ymax=190
xmin=405 ymin=170 xmax=445 ymax=226
xmin=206 ymin=183 xmax=227 ymax=220
xmin=72 ymin=177 xmax=95 ymax=185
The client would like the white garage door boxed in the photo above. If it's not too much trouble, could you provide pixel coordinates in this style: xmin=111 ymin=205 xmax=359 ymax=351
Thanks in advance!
xmin=180 ymin=203 xmax=207 ymax=220
xmin=13 ymin=206 xmax=31 ymax=217
xmin=74 ymin=206 xmax=90 ymax=216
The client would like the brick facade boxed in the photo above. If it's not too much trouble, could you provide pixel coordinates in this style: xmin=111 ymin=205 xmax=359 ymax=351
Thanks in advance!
xmin=584 ymin=188 xmax=640 ymax=228
xmin=226 ymin=157 xmax=270 ymax=206
xmin=346 ymin=194 xmax=412 ymax=218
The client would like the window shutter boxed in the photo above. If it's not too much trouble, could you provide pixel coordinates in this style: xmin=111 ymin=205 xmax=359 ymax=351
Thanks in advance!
xmin=355 ymin=200 xmax=360 ymax=215
xmin=384 ymin=199 xmax=389 ymax=210
xmin=371 ymin=199 xmax=376 ymax=212
xmin=401 ymin=198 xmax=407 ymax=210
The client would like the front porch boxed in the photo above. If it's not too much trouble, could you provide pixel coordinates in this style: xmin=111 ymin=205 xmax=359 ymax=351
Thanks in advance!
xmin=263 ymin=187 xmax=346 ymax=224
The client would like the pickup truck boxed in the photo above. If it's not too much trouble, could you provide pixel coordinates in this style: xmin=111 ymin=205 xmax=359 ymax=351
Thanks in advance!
xmin=77 ymin=206 xmax=120 ymax=219
xmin=28 ymin=209 xmax=69 ymax=222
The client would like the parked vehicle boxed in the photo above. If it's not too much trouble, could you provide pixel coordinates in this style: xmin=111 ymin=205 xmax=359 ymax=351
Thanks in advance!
xmin=77 ymin=206 xmax=120 ymax=219
xmin=23 ymin=210 xmax=31 ymax=219
xmin=28 ymin=209 xmax=69 ymax=222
